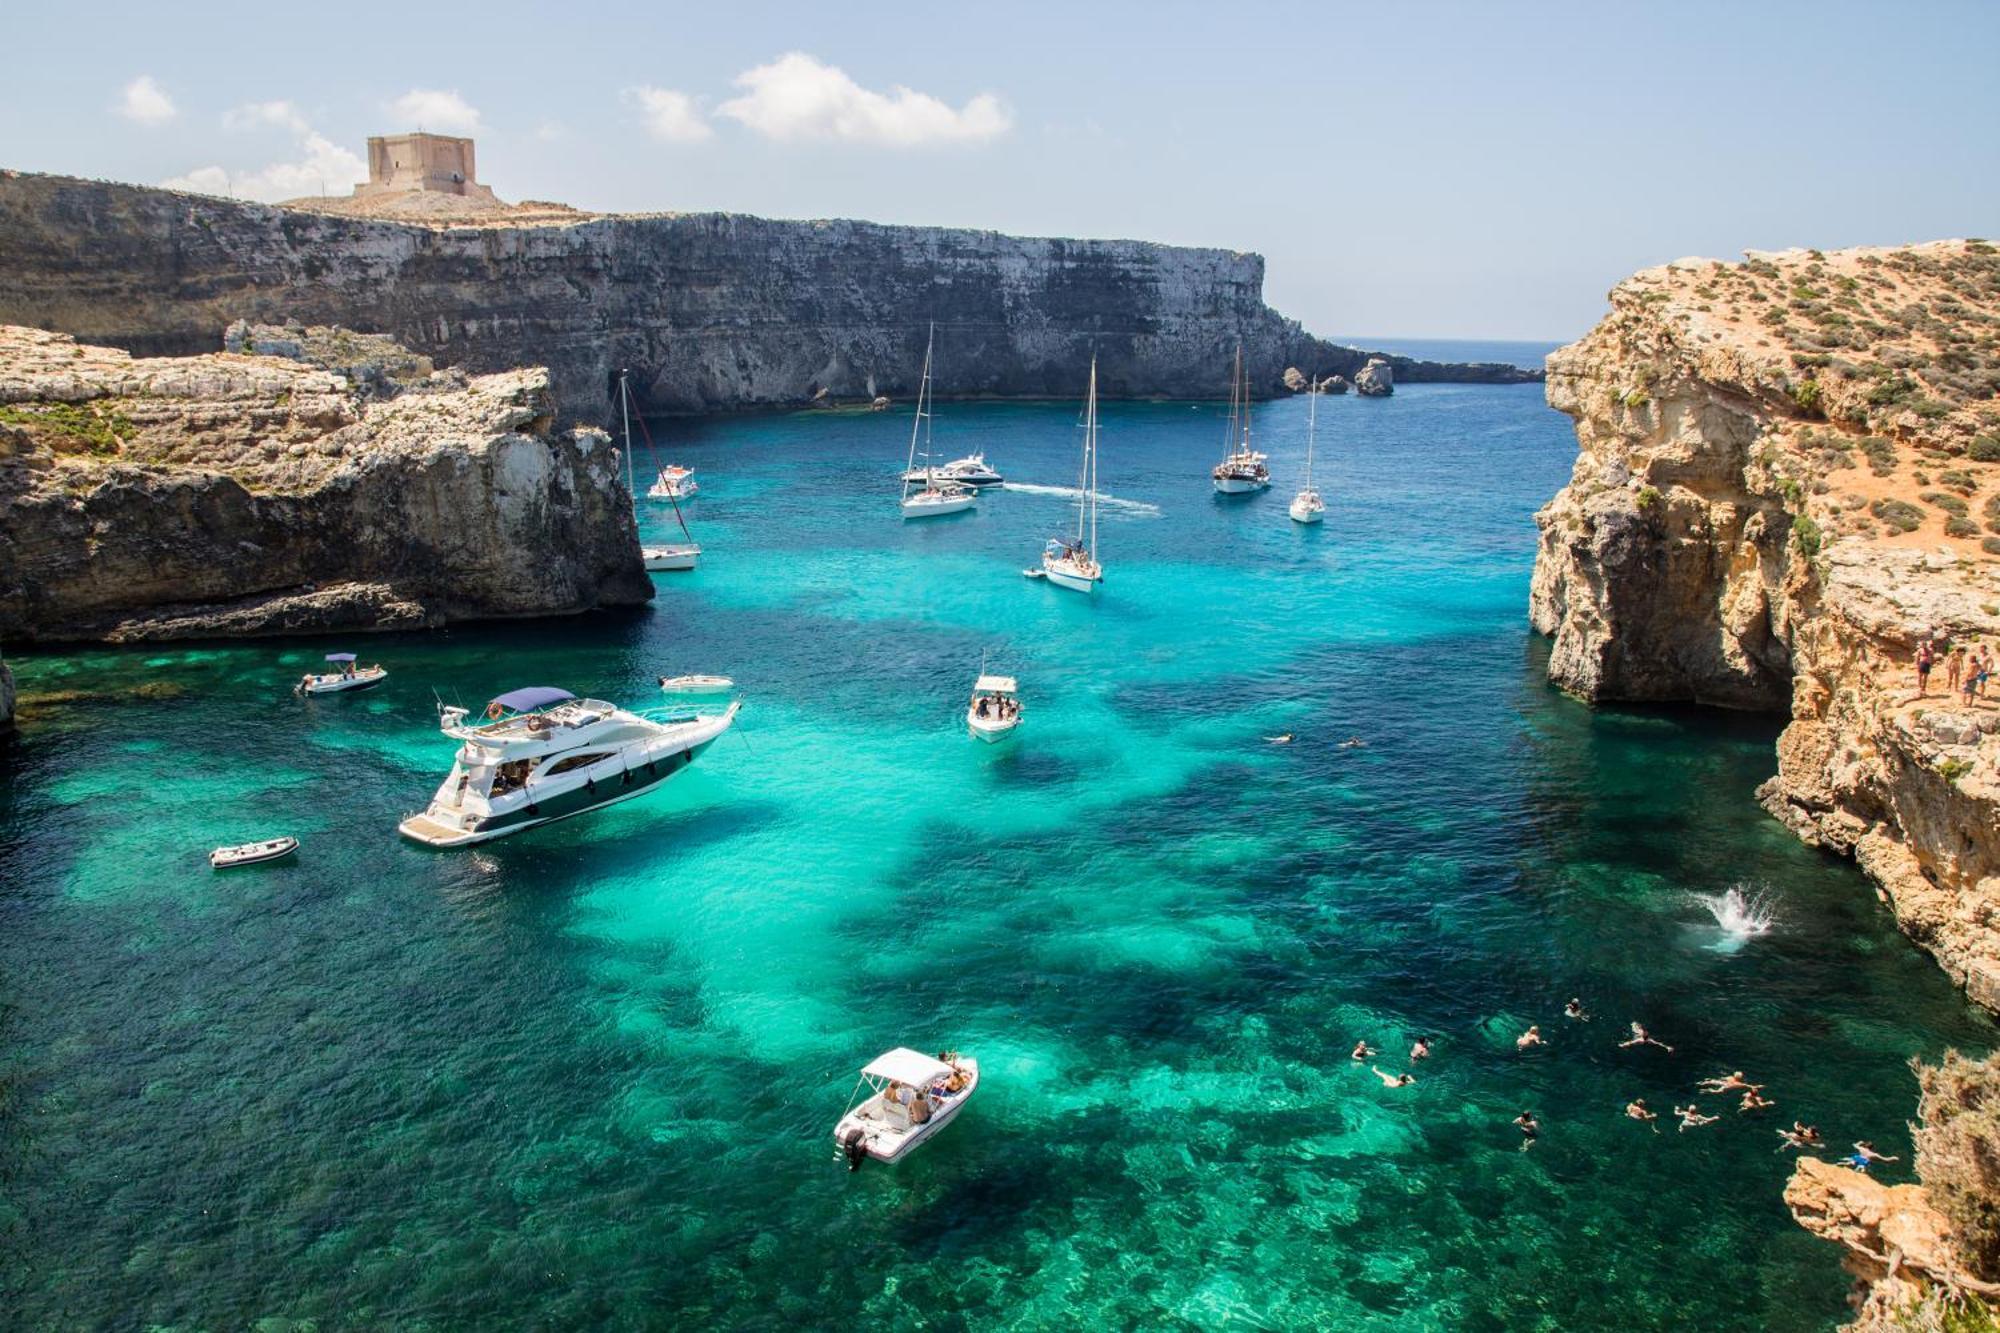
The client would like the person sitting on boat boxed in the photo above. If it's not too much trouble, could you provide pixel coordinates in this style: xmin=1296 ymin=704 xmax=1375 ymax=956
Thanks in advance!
xmin=342 ymin=660 xmax=356 ymax=678
xmin=909 ymin=1091 xmax=933 ymax=1124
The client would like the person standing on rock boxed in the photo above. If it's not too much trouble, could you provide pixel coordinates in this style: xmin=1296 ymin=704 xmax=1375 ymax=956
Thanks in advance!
xmin=1915 ymin=638 xmax=1935 ymax=696
xmin=1947 ymin=645 xmax=1967 ymax=696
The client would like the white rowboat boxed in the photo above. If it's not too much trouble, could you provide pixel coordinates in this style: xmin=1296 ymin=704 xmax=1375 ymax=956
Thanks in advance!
xmin=210 ymin=836 xmax=298 ymax=869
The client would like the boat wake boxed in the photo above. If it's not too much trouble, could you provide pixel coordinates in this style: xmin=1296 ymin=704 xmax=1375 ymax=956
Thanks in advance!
xmin=1692 ymin=883 xmax=1779 ymax=953
xmin=999 ymin=482 xmax=1160 ymax=517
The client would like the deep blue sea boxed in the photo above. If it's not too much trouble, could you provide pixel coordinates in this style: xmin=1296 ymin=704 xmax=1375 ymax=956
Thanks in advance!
xmin=1 ymin=383 xmax=1990 ymax=1328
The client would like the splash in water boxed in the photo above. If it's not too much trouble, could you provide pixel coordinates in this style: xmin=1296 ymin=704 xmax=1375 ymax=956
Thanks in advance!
xmin=998 ymin=481 xmax=1161 ymax=517
xmin=1694 ymin=884 xmax=1779 ymax=952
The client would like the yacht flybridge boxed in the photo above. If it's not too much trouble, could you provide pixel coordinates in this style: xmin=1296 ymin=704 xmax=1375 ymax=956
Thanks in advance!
xmin=899 ymin=325 xmax=977 ymax=519
xmin=1211 ymin=344 xmax=1271 ymax=494
xmin=396 ymin=686 xmax=739 ymax=848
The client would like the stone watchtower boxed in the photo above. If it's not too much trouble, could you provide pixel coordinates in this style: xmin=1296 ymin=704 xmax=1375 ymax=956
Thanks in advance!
xmin=353 ymin=133 xmax=498 ymax=201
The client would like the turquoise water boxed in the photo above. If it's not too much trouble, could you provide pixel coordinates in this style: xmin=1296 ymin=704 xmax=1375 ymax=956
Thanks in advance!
xmin=2 ymin=385 xmax=1991 ymax=1329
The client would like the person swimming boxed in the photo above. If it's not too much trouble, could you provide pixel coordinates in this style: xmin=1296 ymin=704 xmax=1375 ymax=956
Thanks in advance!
xmin=1563 ymin=997 xmax=1590 ymax=1023
xmin=1351 ymin=1040 xmax=1376 ymax=1062
xmin=1697 ymin=1071 xmax=1758 ymax=1095
xmin=1619 ymin=1022 xmax=1674 ymax=1053
xmin=1739 ymin=1088 xmax=1775 ymax=1113
xmin=1513 ymin=1111 xmax=1540 ymax=1150
xmin=1338 ymin=737 xmax=1367 ymax=749
xmin=1675 ymin=1104 xmax=1718 ymax=1132
xmin=1371 ymin=1065 xmax=1415 ymax=1088
xmin=1626 ymin=1098 xmax=1660 ymax=1132
xmin=1265 ymin=734 xmax=1295 ymax=745
xmin=1410 ymin=1036 xmax=1432 ymax=1062
xmin=1516 ymin=1025 xmax=1544 ymax=1051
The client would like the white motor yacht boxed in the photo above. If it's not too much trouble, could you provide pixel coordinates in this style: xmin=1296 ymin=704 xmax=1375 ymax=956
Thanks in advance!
xmin=647 ymin=466 xmax=698 ymax=502
xmin=900 ymin=452 xmax=1004 ymax=487
xmin=210 ymin=836 xmax=298 ymax=869
xmin=295 ymin=653 xmax=386 ymax=695
xmin=1212 ymin=344 xmax=1271 ymax=494
xmin=833 ymin=1048 xmax=980 ymax=1169
xmin=659 ymin=674 xmax=735 ymax=695
xmin=397 ymin=686 xmax=739 ymax=848
xmin=966 ymin=673 xmax=1022 ymax=742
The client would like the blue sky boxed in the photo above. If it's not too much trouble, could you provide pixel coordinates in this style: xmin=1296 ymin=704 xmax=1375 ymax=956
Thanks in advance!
xmin=5 ymin=1 xmax=1996 ymax=340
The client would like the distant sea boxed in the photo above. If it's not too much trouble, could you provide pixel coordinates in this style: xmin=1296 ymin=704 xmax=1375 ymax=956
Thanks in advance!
xmin=1338 ymin=335 xmax=1564 ymax=371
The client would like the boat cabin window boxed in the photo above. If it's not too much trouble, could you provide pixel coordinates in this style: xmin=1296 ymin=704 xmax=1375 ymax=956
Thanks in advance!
xmin=491 ymin=759 xmax=533 ymax=795
xmin=540 ymin=751 xmax=615 ymax=777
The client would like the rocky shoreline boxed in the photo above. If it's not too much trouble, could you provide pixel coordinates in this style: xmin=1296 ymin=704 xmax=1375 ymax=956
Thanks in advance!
xmin=0 ymin=170 xmax=1537 ymax=426
xmin=0 ymin=323 xmax=649 ymax=645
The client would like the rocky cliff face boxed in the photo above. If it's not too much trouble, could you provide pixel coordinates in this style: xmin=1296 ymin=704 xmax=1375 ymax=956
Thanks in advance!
xmin=0 ymin=171 xmax=1537 ymax=426
xmin=1531 ymin=241 xmax=2000 ymax=1009
xmin=0 ymin=324 xmax=649 ymax=643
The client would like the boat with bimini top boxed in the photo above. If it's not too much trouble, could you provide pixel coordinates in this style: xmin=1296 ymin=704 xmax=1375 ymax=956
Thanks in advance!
xmin=396 ymin=686 xmax=738 ymax=848
xmin=833 ymin=1047 xmax=979 ymax=1169
xmin=295 ymin=653 xmax=385 ymax=695
xmin=967 ymin=673 xmax=1022 ymax=742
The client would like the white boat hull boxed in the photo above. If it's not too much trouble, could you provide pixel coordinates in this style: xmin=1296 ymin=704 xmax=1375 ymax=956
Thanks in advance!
xmin=659 ymin=675 xmax=734 ymax=695
xmin=297 ymin=667 xmax=386 ymax=695
xmin=901 ymin=491 xmax=977 ymax=518
xmin=1041 ymin=558 xmax=1101 ymax=594
xmin=1289 ymin=494 xmax=1325 ymax=524
xmin=210 ymin=836 xmax=298 ymax=868
xmin=967 ymin=712 xmax=1020 ymax=742
xmin=834 ymin=1058 xmax=980 ymax=1164
xmin=1213 ymin=475 xmax=1270 ymax=494
xmin=643 ymin=544 xmax=701 ymax=571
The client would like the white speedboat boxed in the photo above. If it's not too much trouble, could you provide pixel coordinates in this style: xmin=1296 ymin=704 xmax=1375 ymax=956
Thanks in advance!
xmin=647 ymin=466 xmax=698 ymax=502
xmin=967 ymin=673 xmax=1022 ymax=742
xmin=659 ymin=674 xmax=734 ymax=695
xmin=1290 ymin=377 xmax=1327 ymax=524
xmin=899 ymin=326 xmax=978 ymax=520
xmin=295 ymin=653 xmax=386 ymax=695
xmin=396 ymin=686 xmax=739 ymax=848
xmin=210 ymin=836 xmax=298 ymax=868
xmin=1212 ymin=344 xmax=1271 ymax=494
xmin=900 ymin=452 xmax=1004 ymax=487
xmin=833 ymin=1048 xmax=980 ymax=1169
xmin=643 ymin=543 xmax=701 ymax=571
xmin=1028 ymin=358 xmax=1104 ymax=594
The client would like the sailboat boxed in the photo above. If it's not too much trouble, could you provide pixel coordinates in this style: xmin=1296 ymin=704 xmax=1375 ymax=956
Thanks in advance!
xmin=1211 ymin=344 xmax=1270 ymax=494
xmin=620 ymin=371 xmax=702 ymax=571
xmin=1027 ymin=357 xmax=1104 ymax=593
xmin=899 ymin=325 xmax=977 ymax=519
xmin=1289 ymin=379 xmax=1326 ymax=524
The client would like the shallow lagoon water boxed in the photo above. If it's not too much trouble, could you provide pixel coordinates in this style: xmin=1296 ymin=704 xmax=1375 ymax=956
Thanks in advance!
xmin=2 ymin=385 xmax=1992 ymax=1328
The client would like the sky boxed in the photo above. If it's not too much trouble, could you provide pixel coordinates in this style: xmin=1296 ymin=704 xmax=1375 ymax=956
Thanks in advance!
xmin=4 ymin=1 xmax=1997 ymax=342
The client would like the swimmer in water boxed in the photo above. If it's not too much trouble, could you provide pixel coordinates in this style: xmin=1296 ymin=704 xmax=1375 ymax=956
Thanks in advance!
xmin=1563 ymin=997 xmax=1590 ymax=1023
xmin=1338 ymin=737 xmax=1367 ymax=749
xmin=1516 ymin=1024 xmax=1544 ymax=1051
xmin=1675 ymin=1104 xmax=1719 ymax=1132
xmin=1775 ymin=1126 xmax=1811 ymax=1152
xmin=1739 ymin=1088 xmax=1775 ymax=1113
xmin=1410 ymin=1036 xmax=1432 ymax=1062
xmin=1513 ymin=1110 xmax=1540 ymax=1150
xmin=1265 ymin=734 xmax=1295 ymax=745
xmin=1371 ymin=1065 xmax=1415 ymax=1088
xmin=1626 ymin=1098 xmax=1660 ymax=1132
xmin=1697 ymin=1071 xmax=1757 ymax=1094
xmin=1618 ymin=1022 xmax=1674 ymax=1053
xmin=1351 ymin=1040 xmax=1376 ymax=1062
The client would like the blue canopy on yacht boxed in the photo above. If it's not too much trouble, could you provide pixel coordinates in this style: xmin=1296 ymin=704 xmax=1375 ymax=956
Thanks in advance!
xmin=325 ymin=652 xmax=357 ymax=662
xmin=490 ymin=686 xmax=575 ymax=713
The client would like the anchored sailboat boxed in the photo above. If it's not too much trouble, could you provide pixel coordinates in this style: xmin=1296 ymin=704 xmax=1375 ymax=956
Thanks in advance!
xmin=1028 ymin=357 xmax=1104 ymax=593
xmin=1211 ymin=344 xmax=1270 ymax=494
xmin=1290 ymin=378 xmax=1326 ymax=524
xmin=621 ymin=371 xmax=702 ymax=571
xmin=899 ymin=325 xmax=977 ymax=519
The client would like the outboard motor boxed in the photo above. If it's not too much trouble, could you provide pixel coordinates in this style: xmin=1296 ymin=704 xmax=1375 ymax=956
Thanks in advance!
xmin=838 ymin=1126 xmax=868 ymax=1172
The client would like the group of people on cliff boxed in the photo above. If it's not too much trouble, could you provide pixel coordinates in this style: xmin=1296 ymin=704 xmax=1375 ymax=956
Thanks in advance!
xmin=1914 ymin=635 xmax=1993 ymax=702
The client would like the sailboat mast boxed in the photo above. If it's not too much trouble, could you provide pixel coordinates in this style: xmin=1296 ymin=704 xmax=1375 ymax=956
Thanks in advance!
xmin=1305 ymin=374 xmax=1317 ymax=490
xmin=1239 ymin=348 xmax=1253 ymax=453
xmin=1086 ymin=357 xmax=1099 ymax=556
xmin=902 ymin=326 xmax=933 ymax=501
xmin=619 ymin=371 xmax=634 ymax=499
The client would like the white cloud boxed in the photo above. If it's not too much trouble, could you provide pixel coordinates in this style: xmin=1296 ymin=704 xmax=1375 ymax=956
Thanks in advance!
xmin=222 ymin=100 xmax=311 ymax=135
xmin=627 ymin=87 xmax=712 ymax=143
xmin=162 ymin=128 xmax=366 ymax=203
xmin=116 ymin=75 xmax=177 ymax=126
xmin=716 ymin=53 xmax=1010 ymax=146
xmin=532 ymin=121 xmax=567 ymax=143
xmin=386 ymin=88 xmax=482 ymax=134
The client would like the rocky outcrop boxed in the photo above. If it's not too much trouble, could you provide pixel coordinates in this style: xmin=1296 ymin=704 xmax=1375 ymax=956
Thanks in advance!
xmin=1532 ymin=241 xmax=2000 ymax=1009
xmin=1352 ymin=357 xmax=1394 ymax=397
xmin=1317 ymin=374 xmax=1350 ymax=395
xmin=1784 ymin=1158 xmax=1997 ymax=1329
xmin=0 ymin=171 xmax=1538 ymax=425
xmin=0 ymin=324 xmax=649 ymax=643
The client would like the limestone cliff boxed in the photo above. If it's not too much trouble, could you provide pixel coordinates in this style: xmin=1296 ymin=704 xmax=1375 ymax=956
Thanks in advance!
xmin=1531 ymin=241 xmax=2000 ymax=1008
xmin=0 ymin=170 xmax=1537 ymax=425
xmin=0 ymin=324 xmax=649 ymax=643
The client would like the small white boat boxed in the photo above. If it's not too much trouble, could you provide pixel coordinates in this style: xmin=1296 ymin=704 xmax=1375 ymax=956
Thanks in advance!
xmin=642 ymin=543 xmax=701 ymax=571
xmin=834 ymin=1048 xmax=980 ymax=1169
xmin=1212 ymin=345 xmax=1271 ymax=494
xmin=899 ymin=326 xmax=979 ymax=520
xmin=209 ymin=836 xmax=298 ymax=869
xmin=900 ymin=452 xmax=1004 ymax=487
xmin=295 ymin=654 xmax=386 ymax=695
xmin=967 ymin=673 xmax=1022 ymax=742
xmin=1032 ymin=358 xmax=1104 ymax=594
xmin=659 ymin=674 xmax=735 ymax=695
xmin=1290 ymin=377 xmax=1327 ymax=524
xmin=647 ymin=466 xmax=698 ymax=502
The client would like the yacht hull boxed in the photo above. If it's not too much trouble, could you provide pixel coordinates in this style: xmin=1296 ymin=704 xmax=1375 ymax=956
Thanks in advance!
xmin=1042 ymin=562 xmax=1101 ymax=594
xmin=1212 ymin=476 xmax=1269 ymax=494
xmin=1289 ymin=497 xmax=1325 ymax=524
xmin=901 ymin=492 xmax=977 ymax=518
xmin=643 ymin=544 xmax=701 ymax=571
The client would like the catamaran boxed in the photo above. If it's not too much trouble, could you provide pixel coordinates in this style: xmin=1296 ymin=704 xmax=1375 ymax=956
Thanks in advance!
xmin=396 ymin=686 xmax=738 ymax=848
xmin=833 ymin=1048 xmax=980 ymax=1168
xmin=1211 ymin=344 xmax=1270 ymax=494
xmin=620 ymin=371 xmax=701 ymax=570
xmin=1027 ymin=357 xmax=1104 ymax=593
xmin=1289 ymin=380 xmax=1326 ymax=524
xmin=295 ymin=653 xmax=386 ymax=695
xmin=899 ymin=325 xmax=977 ymax=518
